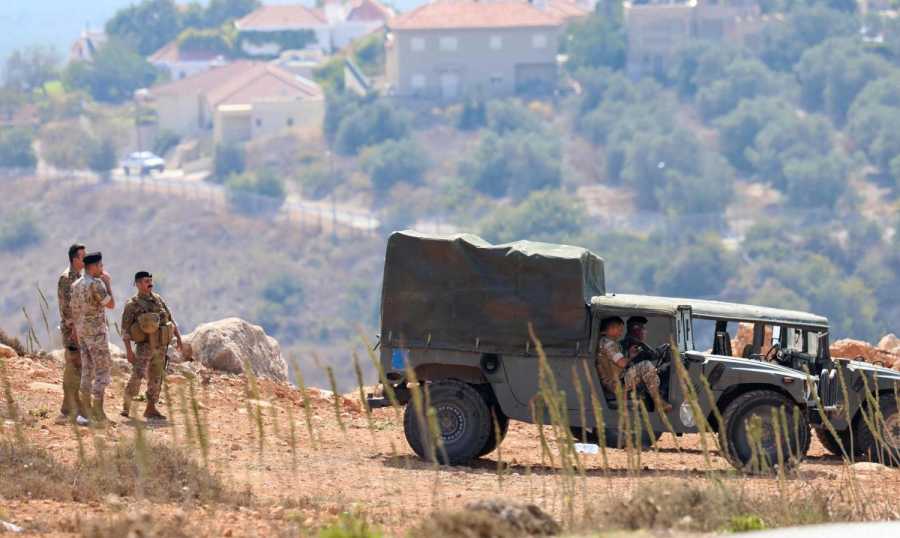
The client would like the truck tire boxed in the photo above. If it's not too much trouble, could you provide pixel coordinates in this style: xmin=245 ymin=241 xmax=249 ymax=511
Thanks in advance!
xmin=722 ymin=390 xmax=809 ymax=473
xmin=477 ymin=407 xmax=509 ymax=457
xmin=852 ymin=395 xmax=900 ymax=466
xmin=814 ymin=427 xmax=851 ymax=457
xmin=402 ymin=379 xmax=492 ymax=465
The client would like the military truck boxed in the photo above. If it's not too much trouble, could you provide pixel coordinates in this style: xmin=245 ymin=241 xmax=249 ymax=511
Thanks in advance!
xmin=369 ymin=231 xmax=900 ymax=471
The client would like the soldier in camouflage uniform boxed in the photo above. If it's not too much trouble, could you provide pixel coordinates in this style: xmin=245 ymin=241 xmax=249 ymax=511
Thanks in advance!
xmin=71 ymin=252 xmax=116 ymax=423
xmin=55 ymin=243 xmax=86 ymax=424
xmin=596 ymin=316 xmax=673 ymax=413
xmin=121 ymin=271 xmax=183 ymax=420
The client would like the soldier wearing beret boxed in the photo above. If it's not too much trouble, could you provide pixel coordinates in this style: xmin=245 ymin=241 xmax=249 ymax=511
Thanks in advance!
xmin=120 ymin=271 xmax=182 ymax=420
xmin=55 ymin=243 xmax=87 ymax=423
xmin=596 ymin=316 xmax=672 ymax=413
xmin=70 ymin=252 xmax=116 ymax=423
xmin=621 ymin=316 xmax=656 ymax=366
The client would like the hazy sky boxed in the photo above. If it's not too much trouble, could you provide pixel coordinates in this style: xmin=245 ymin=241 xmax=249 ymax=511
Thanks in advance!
xmin=0 ymin=0 xmax=419 ymax=62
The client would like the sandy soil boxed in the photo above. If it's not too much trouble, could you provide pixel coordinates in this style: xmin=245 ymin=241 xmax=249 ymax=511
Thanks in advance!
xmin=2 ymin=354 xmax=899 ymax=537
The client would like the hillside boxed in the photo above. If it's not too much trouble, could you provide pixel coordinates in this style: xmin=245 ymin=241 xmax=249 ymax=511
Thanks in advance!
xmin=0 ymin=174 xmax=383 ymax=389
xmin=2 ymin=350 xmax=899 ymax=537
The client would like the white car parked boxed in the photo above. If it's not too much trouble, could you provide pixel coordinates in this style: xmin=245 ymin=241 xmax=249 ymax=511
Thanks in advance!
xmin=121 ymin=151 xmax=165 ymax=176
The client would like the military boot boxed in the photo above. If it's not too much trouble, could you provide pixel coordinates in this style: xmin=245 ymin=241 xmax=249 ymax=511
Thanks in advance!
xmin=76 ymin=391 xmax=92 ymax=426
xmin=92 ymin=395 xmax=110 ymax=424
xmin=144 ymin=401 xmax=167 ymax=421
xmin=121 ymin=394 xmax=132 ymax=418
xmin=649 ymin=390 xmax=674 ymax=414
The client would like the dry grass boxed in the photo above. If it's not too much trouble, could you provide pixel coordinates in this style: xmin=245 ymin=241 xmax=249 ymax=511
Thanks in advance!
xmin=0 ymin=438 xmax=251 ymax=506
xmin=80 ymin=511 xmax=198 ymax=538
xmin=580 ymin=479 xmax=898 ymax=534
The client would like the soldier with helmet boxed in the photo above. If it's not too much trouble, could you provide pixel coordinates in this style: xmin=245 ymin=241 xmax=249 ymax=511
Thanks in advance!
xmin=120 ymin=271 xmax=183 ymax=420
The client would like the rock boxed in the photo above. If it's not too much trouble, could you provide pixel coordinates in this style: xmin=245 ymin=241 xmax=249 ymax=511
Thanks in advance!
xmin=28 ymin=381 xmax=62 ymax=394
xmin=831 ymin=339 xmax=898 ymax=368
xmin=878 ymin=333 xmax=900 ymax=354
xmin=0 ymin=343 xmax=17 ymax=359
xmin=0 ymin=520 xmax=24 ymax=533
xmin=849 ymin=461 xmax=891 ymax=473
xmin=185 ymin=318 xmax=288 ymax=381
xmin=464 ymin=499 xmax=561 ymax=536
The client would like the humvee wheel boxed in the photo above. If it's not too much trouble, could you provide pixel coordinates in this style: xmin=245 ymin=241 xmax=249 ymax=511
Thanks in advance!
xmin=477 ymin=407 xmax=509 ymax=457
xmin=853 ymin=395 xmax=900 ymax=466
xmin=722 ymin=390 xmax=810 ymax=473
xmin=402 ymin=379 xmax=492 ymax=465
xmin=814 ymin=427 xmax=851 ymax=457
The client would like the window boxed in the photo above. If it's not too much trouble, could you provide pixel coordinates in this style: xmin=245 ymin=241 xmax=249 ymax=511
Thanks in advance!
xmin=286 ymin=117 xmax=294 ymax=127
xmin=411 ymin=74 xmax=426 ymax=90
xmin=411 ymin=37 xmax=425 ymax=51
xmin=490 ymin=74 xmax=503 ymax=86
xmin=532 ymin=33 xmax=547 ymax=49
xmin=489 ymin=35 xmax=503 ymax=50
xmin=255 ymin=118 xmax=262 ymax=127
xmin=439 ymin=36 xmax=458 ymax=51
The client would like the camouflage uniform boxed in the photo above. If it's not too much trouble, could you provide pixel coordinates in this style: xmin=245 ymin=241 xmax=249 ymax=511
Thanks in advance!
xmin=121 ymin=292 xmax=174 ymax=409
xmin=57 ymin=266 xmax=83 ymax=417
xmin=596 ymin=335 xmax=661 ymax=395
xmin=71 ymin=275 xmax=112 ymax=400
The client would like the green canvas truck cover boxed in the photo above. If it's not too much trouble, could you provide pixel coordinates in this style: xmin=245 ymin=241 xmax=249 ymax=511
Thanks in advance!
xmin=380 ymin=231 xmax=605 ymax=354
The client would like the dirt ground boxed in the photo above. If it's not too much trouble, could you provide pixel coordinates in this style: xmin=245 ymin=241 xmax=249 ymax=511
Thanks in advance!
xmin=2 ymin=354 xmax=899 ymax=537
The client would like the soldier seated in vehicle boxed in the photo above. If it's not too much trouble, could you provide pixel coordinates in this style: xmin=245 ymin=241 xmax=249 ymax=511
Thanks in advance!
xmin=596 ymin=316 xmax=673 ymax=413
xmin=621 ymin=316 xmax=657 ymax=365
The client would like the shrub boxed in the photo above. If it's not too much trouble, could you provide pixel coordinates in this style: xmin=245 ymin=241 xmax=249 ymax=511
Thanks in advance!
xmin=212 ymin=143 xmax=245 ymax=182
xmin=39 ymin=122 xmax=90 ymax=171
xmin=0 ymin=210 xmax=43 ymax=252
xmin=87 ymin=136 xmax=118 ymax=179
xmin=459 ymin=131 xmax=560 ymax=199
xmin=361 ymin=138 xmax=429 ymax=192
xmin=226 ymin=169 xmax=286 ymax=214
xmin=480 ymin=190 xmax=584 ymax=244
xmin=486 ymin=99 xmax=543 ymax=135
xmin=334 ymin=101 xmax=410 ymax=155
xmin=457 ymin=97 xmax=487 ymax=130
xmin=318 ymin=513 xmax=382 ymax=538
xmin=0 ymin=128 xmax=37 ymax=169
xmin=296 ymin=162 xmax=341 ymax=200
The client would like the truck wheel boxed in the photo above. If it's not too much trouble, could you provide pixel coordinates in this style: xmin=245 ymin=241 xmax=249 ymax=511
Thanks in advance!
xmin=814 ymin=427 xmax=851 ymax=457
xmin=402 ymin=380 xmax=492 ymax=465
xmin=477 ymin=407 xmax=509 ymax=457
xmin=570 ymin=426 xmax=599 ymax=444
xmin=852 ymin=395 xmax=900 ymax=466
xmin=722 ymin=390 xmax=809 ymax=473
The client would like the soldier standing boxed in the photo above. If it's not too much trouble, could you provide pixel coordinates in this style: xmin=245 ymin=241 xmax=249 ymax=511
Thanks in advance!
xmin=71 ymin=252 xmax=116 ymax=423
xmin=596 ymin=316 xmax=673 ymax=413
xmin=55 ymin=243 xmax=86 ymax=424
xmin=120 ymin=271 xmax=182 ymax=420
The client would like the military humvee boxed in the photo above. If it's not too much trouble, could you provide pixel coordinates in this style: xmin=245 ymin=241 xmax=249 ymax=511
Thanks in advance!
xmin=369 ymin=231 xmax=900 ymax=471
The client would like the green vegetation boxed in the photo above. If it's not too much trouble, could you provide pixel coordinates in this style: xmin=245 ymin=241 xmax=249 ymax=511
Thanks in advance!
xmin=212 ymin=143 xmax=246 ymax=182
xmin=63 ymin=40 xmax=159 ymax=103
xmin=0 ymin=211 xmax=42 ymax=252
xmin=361 ymin=138 xmax=429 ymax=192
xmin=226 ymin=168 xmax=287 ymax=214
xmin=0 ymin=128 xmax=36 ymax=169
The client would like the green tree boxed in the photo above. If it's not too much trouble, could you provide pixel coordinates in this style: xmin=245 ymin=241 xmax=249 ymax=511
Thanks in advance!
xmin=226 ymin=169 xmax=286 ymax=214
xmin=459 ymin=131 xmax=561 ymax=200
xmin=715 ymin=97 xmax=793 ymax=172
xmin=361 ymin=138 xmax=429 ymax=192
xmin=782 ymin=153 xmax=848 ymax=208
xmin=106 ymin=0 xmax=183 ymax=55
xmin=668 ymin=40 xmax=741 ymax=98
xmin=0 ymin=210 xmax=43 ymax=252
xmin=654 ymin=236 xmax=734 ymax=297
xmin=695 ymin=59 xmax=784 ymax=120
xmin=480 ymin=190 xmax=584 ymax=244
xmin=0 ymin=128 xmax=37 ymax=169
xmin=2 ymin=45 xmax=60 ymax=95
xmin=758 ymin=6 xmax=856 ymax=71
xmin=746 ymin=113 xmax=834 ymax=190
xmin=486 ymin=99 xmax=543 ymax=134
xmin=87 ymin=136 xmax=118 ymax=180
xmin=457 ymin=97 xmax=487 ymax=130
xmin=846 ymin=76 xmax=900 ymax=179
xmin=63 ymin=40 xmax=159 ymax=103
xmin=334 ymin=101 xmax=410 ymax=155
xmin=204 ymin=0 xmax=259 ymax=27
xmin=565 ymin=10 xmax=627 ymax=72
xmin=794 ymin=38 xmax=890 ymax=125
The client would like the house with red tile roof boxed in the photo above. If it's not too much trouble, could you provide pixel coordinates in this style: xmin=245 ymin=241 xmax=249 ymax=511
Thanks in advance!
xmin=386 ymin=1 xmax=565 ymax=99
xmin=148 ymin=40 xmax=228 ymax=80
xmin=235 ymin=1 xmax=393 ymax=55
xmin=139 ymin=61 xmax=324 ymax=144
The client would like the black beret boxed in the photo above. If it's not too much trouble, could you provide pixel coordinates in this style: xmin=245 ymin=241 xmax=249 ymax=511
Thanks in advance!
xmin=134 ymin=271 xmax=152 ymax=281
xmin=627 ymin=316 xmax=649 ymax=327
xmin=83 ymin=252 xmax=102 ymax=265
